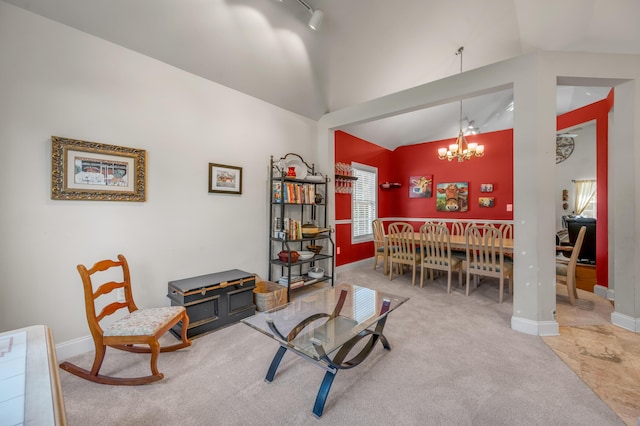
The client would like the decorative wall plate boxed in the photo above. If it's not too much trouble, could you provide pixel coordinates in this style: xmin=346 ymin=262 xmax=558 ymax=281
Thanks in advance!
xmin=556 ymin=136 xmax=575 ymax=164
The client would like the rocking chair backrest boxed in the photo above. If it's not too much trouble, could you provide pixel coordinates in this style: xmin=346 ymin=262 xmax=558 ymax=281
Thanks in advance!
xmin=77 ymin=255 xmax=139 ymax=341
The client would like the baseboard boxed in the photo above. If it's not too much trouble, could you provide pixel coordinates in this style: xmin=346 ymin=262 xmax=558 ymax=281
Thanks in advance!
xmin=336 ymin=257 xmax=373 ymax=273
xmin=511 ymin=316 xmax=559 ymax=336
xmin=55 ymin=335 xmax=94 ymax=361
xmin=593 ymin=284 xmax=611 ymax=300
xmin=611 ymin=311 xmax=640 ymax=333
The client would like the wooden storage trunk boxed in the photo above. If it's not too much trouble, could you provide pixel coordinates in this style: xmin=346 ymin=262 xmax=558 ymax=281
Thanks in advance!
xmin=167 ymin=269 xmax=256 ymax=339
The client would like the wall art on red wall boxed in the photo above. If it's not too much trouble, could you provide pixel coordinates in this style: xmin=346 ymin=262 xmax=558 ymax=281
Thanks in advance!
xmin=480 ymin=183 xmax=493 ymax=193
xmin=479 ymin=197 xmax=495 ymax=207
xmin=436 ymin=182 xmax=468 ymax=212
xmin=409 ymin=175 xmax=432 ymax=198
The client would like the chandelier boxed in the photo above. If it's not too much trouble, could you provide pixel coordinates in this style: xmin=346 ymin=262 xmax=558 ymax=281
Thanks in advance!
xmin=438 ymin=47 xmax=484 ymax=162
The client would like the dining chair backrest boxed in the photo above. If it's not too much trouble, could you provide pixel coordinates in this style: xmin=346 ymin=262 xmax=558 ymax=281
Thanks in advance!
xmin=387 ymin=222 xmax=420 ymax=285
xmin=450 ymin=221 xmax=467 ymax=236
xmin=425 ymin=220 xmax=446 ymax=227
xmin=419 ymin=223 xmax=463 ymax=291
xmin=499 ymin=223 xmax=514 ymax=239
xmin=372 ymin=219 xmax=387 ymax=271
xmin=466 ymin=225 xmax=506 ymax=272
xmin=387 ymin=222 xmax=416 ymax=261
xmin=465 ymin=225 xmax=513 ymax=302
xmin=556 ymin=225 xmax=586 ymax=305
xmin=372 ymin=219 xmax=385 ymax=250
xmin=419 ymin=223 xmax=450 ymax=265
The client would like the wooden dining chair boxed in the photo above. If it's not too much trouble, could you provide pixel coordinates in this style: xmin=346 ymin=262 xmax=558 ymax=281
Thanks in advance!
xmin=419 ymin=223 xmax=463 ymax=293
xmin=59 ymin=254 xmax=192 ymax=385
xmin=372 ymin=219 xmax=387 ymax=271
xmin=387 ymin=222 xmax=420 ymax=286
xmin=556 ymin=226 xmax=586 ymax=305
xmin=465 ymin=225 xmax=513 ymax=303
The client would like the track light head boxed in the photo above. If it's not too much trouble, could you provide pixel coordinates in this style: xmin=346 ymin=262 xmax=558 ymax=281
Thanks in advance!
xmin=308 ymin=9 xmax=324 ymax=30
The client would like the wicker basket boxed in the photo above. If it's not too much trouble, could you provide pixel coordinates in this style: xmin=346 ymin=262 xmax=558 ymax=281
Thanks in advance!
xmin=254 ymin=280 xmax=287 ymax=312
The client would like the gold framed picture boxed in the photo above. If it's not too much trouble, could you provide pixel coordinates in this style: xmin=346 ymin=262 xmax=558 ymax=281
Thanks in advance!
xmin=51 ymin=136 xmax=146 ymax=201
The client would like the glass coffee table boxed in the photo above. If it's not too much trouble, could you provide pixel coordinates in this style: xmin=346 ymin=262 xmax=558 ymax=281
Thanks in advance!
xmin=242 ymin=283 xmax=409 ymax=417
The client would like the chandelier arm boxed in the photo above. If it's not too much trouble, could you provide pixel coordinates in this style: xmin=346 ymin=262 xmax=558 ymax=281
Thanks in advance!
xmin=437 ymin=46 xmax=484 ymax=162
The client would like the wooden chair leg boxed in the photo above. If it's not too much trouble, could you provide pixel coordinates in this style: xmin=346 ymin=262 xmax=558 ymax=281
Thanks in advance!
xmin=148 ymin=340 xmax=161 ymax=377
xmin=90 ymin=344 xmax=107 ymax=376
xmin=567 ymin=275 xmax=577 ymax=306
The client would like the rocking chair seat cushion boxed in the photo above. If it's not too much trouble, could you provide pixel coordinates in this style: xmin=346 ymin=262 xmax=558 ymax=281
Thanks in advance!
xmin=104 ymin=306 xmax=185 ymax=337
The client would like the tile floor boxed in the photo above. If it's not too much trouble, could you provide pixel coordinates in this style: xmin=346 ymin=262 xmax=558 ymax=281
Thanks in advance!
xmin=544 ymin=284 xmax=640 ymax=426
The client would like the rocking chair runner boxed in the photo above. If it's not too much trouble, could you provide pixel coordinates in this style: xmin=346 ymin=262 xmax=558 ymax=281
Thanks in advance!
xmin=60 ymin=254 xmax=191 ymax=385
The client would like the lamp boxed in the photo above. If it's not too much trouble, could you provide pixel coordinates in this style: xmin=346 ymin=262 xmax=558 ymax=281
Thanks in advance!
xmin=438 ymin=47 xmax=484 ymax=162
xmin=296 ymin=0 xmax=324 ymax=30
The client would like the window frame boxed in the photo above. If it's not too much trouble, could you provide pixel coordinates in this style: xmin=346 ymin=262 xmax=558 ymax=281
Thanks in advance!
xmin=350 ymin=162 xmax=378 ymax=244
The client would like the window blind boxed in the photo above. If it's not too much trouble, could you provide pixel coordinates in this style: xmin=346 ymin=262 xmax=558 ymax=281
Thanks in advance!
xmin=351 ymin=163 xmax=377 ymax=242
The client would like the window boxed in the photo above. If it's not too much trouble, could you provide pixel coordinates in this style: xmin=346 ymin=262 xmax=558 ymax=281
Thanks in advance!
xmin=351 ymin=162 xmax=378 ymax=243
xmin=581 ymin=196 xmax=597 ymax=218
xmin=574 ymin=179 xmax=597 ymax=218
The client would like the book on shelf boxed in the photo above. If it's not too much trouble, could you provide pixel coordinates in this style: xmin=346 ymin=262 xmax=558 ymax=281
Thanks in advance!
xmin=272 ymin=182 xmax=282 ymax=203
xmin=280 ymin=182 xmax=317 ymax=204
xmin=283 ymin=217 xmax=301 ymax=240
xmin=278 ymin=275 xmax=304 ymax=288
xmin=301 ymin=275 xmax=318 ymax=285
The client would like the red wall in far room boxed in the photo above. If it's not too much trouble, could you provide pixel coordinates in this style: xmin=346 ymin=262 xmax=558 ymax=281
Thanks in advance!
xmin=393 ymin=129 xmax=514 ymax=221
xmin=334 ymin=129 xmax=514 ymax=266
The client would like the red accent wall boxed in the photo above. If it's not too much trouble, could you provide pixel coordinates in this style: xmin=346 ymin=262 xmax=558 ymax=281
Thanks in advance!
xmin=334 ymin=131 xmax=394 ymax=266
xmin=393 ymin=129 xmax=514 ymax=220
xmin=557 ymin=92 xmax=613 ymax=287
xmin=334 ymin=129 xmax=514 ymax=266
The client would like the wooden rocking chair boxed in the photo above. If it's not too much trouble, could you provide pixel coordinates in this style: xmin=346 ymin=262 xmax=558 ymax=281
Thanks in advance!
xmin=59 ymin=254 xmax=191 ymax=385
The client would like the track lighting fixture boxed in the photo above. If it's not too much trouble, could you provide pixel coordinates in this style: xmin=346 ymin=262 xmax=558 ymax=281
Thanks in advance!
xmin=296 ymin=0 xmax=324 ymax=30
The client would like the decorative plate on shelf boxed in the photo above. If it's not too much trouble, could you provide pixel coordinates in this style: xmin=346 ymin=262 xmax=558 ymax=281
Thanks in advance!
xmin=556 ymin=136 xmax=575 ymax=164
xmin=284 ymin=158 xmax=308 ymax=179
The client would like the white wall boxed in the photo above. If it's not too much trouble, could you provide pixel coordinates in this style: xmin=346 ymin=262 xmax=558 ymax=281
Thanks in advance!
xmin=0 ymin=3 xmax=317 ymax=346
xmin=555 ymin=123 xmax=597 ymax=230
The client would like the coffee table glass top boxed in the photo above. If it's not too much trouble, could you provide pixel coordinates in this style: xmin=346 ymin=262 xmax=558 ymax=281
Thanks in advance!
xmin=242 ymin=283 xmax=409 ymax=361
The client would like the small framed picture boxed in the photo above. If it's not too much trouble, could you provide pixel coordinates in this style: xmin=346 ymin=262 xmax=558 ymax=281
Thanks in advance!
xmin=479 ymin=197 xmax=495 ymax=207
xmin=480 ymin=183 xmax=493 ymax=193
xmin=209 ymin=163 xmax=242 ymax=194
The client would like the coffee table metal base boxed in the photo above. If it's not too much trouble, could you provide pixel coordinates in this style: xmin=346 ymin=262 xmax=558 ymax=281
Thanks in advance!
xmin=264 ymin=309 xmax=391 ymax=417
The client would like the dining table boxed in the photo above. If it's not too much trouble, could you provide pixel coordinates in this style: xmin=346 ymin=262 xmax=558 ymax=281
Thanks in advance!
xmin=382 ymin=232 xmax=514 ymax=275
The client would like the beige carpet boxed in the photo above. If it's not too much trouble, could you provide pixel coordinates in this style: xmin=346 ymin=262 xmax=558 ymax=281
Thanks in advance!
xmin=58 ymin=265 xmax=624 ymax=425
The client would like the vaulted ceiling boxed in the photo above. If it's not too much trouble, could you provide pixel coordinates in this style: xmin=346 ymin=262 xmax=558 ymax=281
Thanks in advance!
xmin=5 ymin=0 xmax=639 ymax=149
